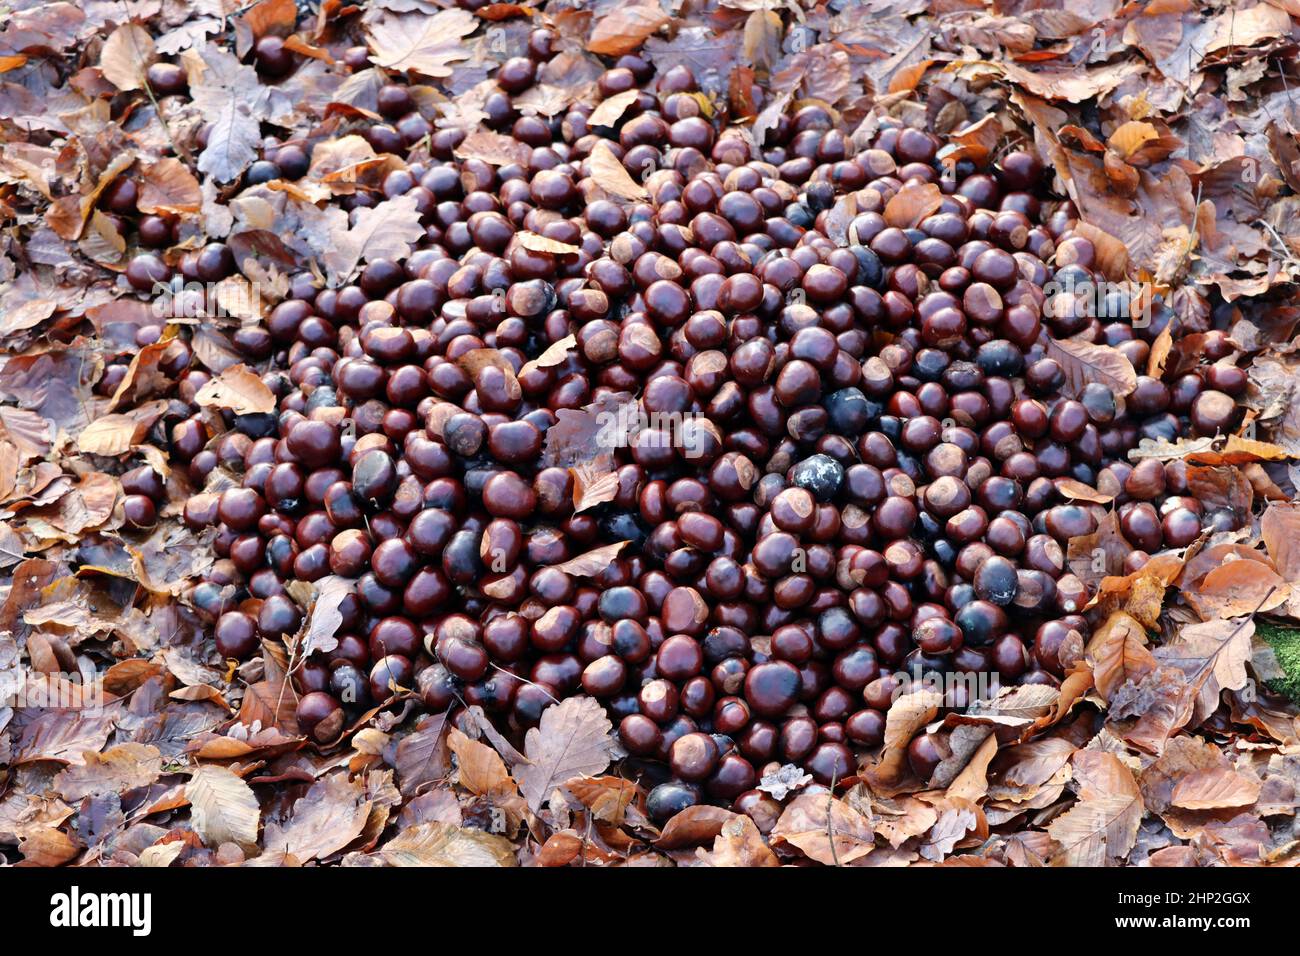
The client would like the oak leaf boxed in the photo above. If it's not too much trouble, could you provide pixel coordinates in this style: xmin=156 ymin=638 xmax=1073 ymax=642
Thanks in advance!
xmin=367 ymin=9 xmax=476 ymax=77
xmin=322 ymin=193 xmax=426 ymax=283
xmin=514 ymin=696 xmax=614 ymax=812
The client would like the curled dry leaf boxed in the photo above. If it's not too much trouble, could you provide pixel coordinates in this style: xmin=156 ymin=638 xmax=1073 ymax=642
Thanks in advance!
xmin=518 ymin=333 xmax=575 ymax=379
xmin=588 ymin=88 xmax=641 ymax=128
xmin=942 ymin=114 xmax=1001 ymax=167
xmin=656 ymin=805 xmax=738 ymax=848
xmin=1072 ymin=222 xmax=1130 ymax=280
xmin=194 ymin=363 xmax=277 ymax=415
xmin=757 ymin=763 xmax=813 ymax=801
xmin=447 ymin=727 xmax=514 ymax=798
xmin=587 ymin=3 xmax=672 ymax=56
xmin=883 ymin=182 xmax=944 ymax=229
xmin=589 ymin=140 xmax=650 ymax=201
xmin=698 ymin=814 xmax=779 ymax=867
xmin=552 ymin=540 xmax=629 ymax=577
xmin=1087 ymin=612 xmax=1154 ymax=702
xmin=564 ymin=776 xmax=640 ymax=825
xmin=298 ymin=574 xmax=354 ymax=657
xmin=571 ymin=461 xmax=620 ymax=513
xmin=1055 ymin=477 xmax=1113 ymax=504
xmin=863 ymin=688 xmax=944 ymax=789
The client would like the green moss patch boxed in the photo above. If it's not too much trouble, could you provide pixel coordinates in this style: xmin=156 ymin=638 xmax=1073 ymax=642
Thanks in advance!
xmin=1257 ymin=621 xmax=1300 ymax=704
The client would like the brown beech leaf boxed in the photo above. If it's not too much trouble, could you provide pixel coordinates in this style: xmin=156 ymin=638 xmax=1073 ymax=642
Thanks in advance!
xmin=20 ymin=829 xmax=79 ymax=866
xmin=379 ymin=822 xmax=515 ymax=866
xmin=1067 ymin=510 xmax=1129 ymax=589
xmin=298 ymin=574 xmax=354 ymax=657
xmin=1202 ymin=1 xmax=1291 ymax=57
xmin=1261 ymin=503 xmax=1300 ymax=583
xmin=657 ymin=805 xmax=738 ymax=848
xmin=742 ymin=9 xmax=782 ymax=74
xmin=942 ymin=114 xmax=1001 ymax=167
xmin=863 ymin=689 xmax=944 ymax=789
xmin=263 ymin=773 xmax=372 ymax=861
xmin=186 ymin=765 xmax=261 ymax=849
xmin=1171 ymin=767 xmax=1261 ymax=811
xmin=770 ymin=792 xmax=875 ymax=865
xmin=1147 ymin=323 xmax=1174 ymax=377
xmin=137 ymin=158 xmax=202 ymax=215
xmin=1107 ymin=121 xmax=1158 ymax=161
xmin=454 ymin=129 xmax=533 ymax=167
xmin=1055 ymin=477 xmax=1113 ymax=504
xmin=883 ymin=183 xmax=944 ymax=229
xmin=552 ymin=540 xmax=629 ymax=577
xmin=587 ymin=3 xmax=672 ymax=56
xmin=1186 ymin=464 xmax=1254 ymax=517
xmin=1072 ymin=222 xmax=1130 ymax=281
xmin=515 ymin=231 xmax=580 ymax=255
xmin=1183 ymin=559 xmax=1288 ymax=619
xmin=110 ymin=339 xmax=172 ymax=411
xmin=588 ymin=88 xmax=640 ymax=128
xmin=698 ymin=814 xmax=779 ymax=867
xmin=447 ymin=728 xmax=514 ymax=798
xmin=237 ymin=676 xmax=297 ymax=735
xmin=565 ymin=776 xmax=639 ymax=825
xmin=13 ymin=711 xmax=115 ymax=765
xmin=100 ymin=23 xmax=156 ymax=91
xmin=1087 ymin=612 xmax=1154 ymax=702
xmin=395 ymin=715 xmax=451 ymax=798
xmin=863 ymin=793 xmax=940 ymax=849
xmin=1047 ymin=751 xmax=1143 ymax=866
xmin=518 ymin=333 xmax=575 ymax=379
xmin=946 ymin=733 xmax=999 ymax=804
xmin=76 ymin=401 xmax=167 ymax=457
xmin=367 ymin=9 xmax=477 ymax=77
xmin=571 ymin=461 xmax=619 ymax=513
xmin=1046 ymin=335 xmax=1138 ymax=398
xmin=53 ymin=744 xmax=163 ymax=801
xmin=515 ymin=696 xmax=614 ymax=812
xmin=589 ymin=140 xmax=649 ymax=201
xmin=0 ymin=406 xmax=52 ymax=459
xmin=194 ymin=363 xmax=277 ymax=415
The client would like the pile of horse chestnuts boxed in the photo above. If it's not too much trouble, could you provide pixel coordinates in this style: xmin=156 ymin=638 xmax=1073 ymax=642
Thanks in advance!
xmin=110 ymin=30 xmax=1245 ymax=823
